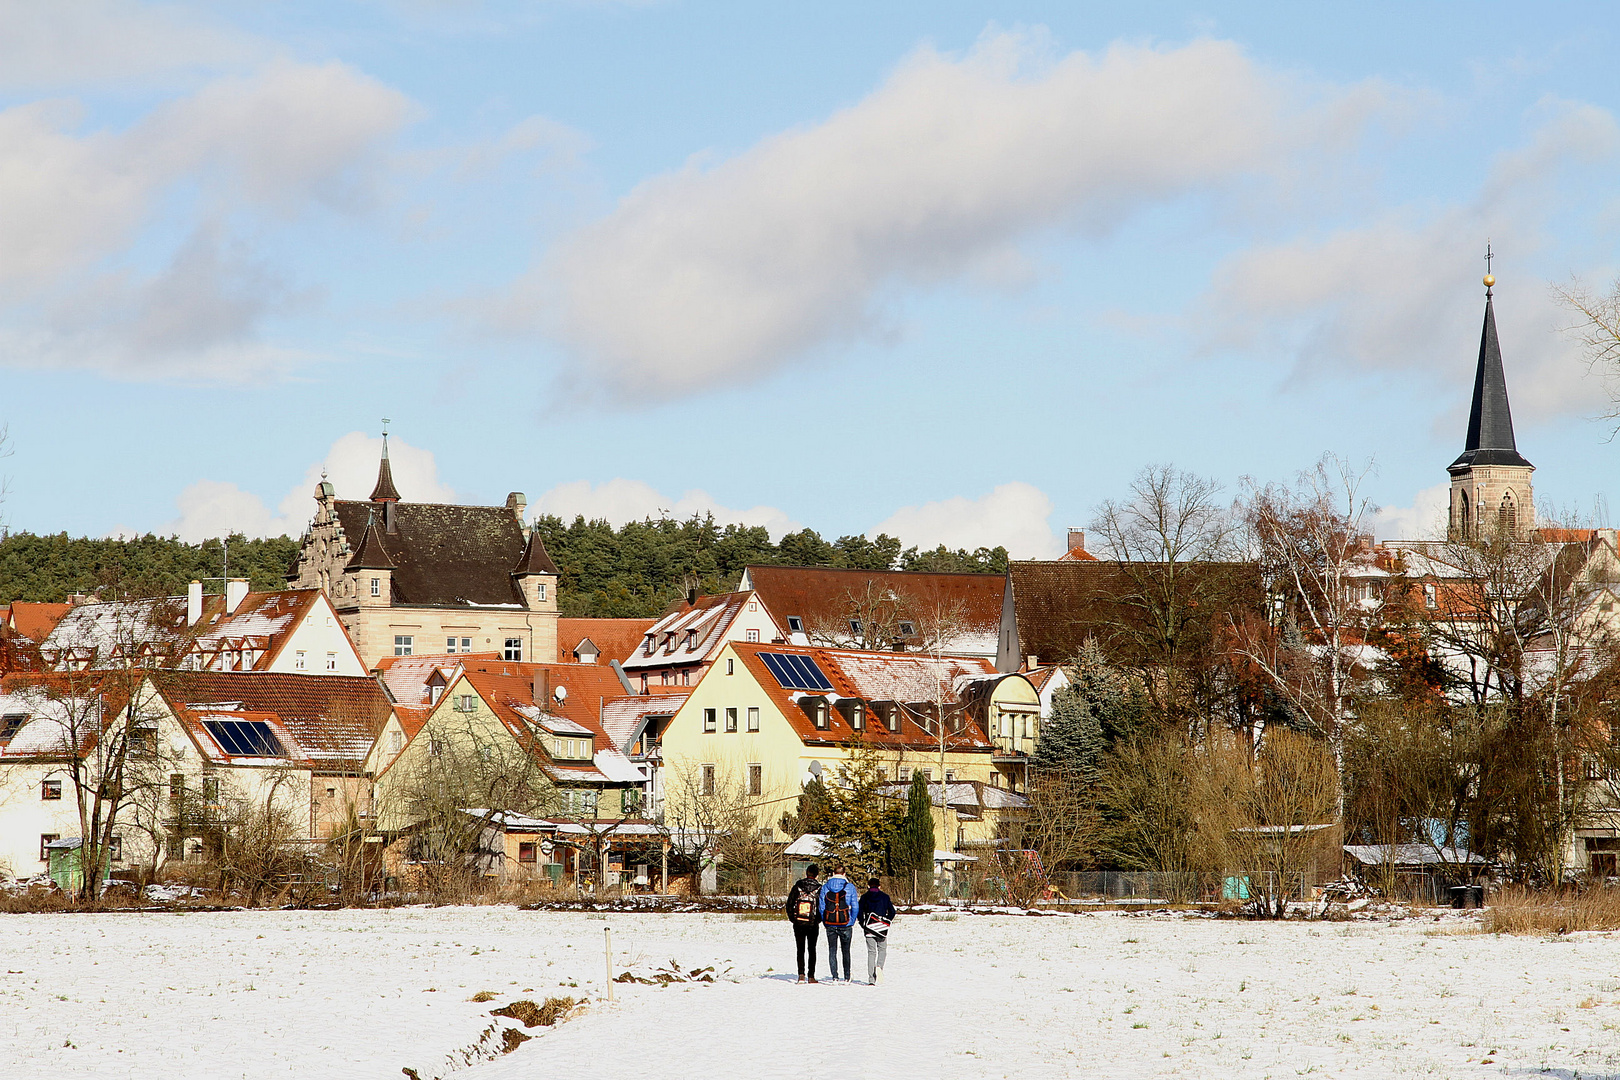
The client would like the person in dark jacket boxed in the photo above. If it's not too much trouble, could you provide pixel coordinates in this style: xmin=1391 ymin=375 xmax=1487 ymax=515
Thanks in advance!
xmin=817 ymin=864 xmax=861 ymax=982
xmin=858 ymin=877 xmax=897 ymax=984
xmin=785 ymin=863 xmax=822 ymax=983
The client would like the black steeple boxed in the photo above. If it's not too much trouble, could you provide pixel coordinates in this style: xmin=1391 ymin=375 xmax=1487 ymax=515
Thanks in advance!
xmin=1449 ymin=278 xmax=1533 ymax=474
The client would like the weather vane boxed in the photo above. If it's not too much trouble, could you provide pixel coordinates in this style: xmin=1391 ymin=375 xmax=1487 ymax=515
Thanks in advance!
xmin=381 ymin=417 xmax=391 ymax=437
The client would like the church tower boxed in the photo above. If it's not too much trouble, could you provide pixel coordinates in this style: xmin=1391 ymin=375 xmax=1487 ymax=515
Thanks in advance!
xmin=1448 ymin=267 xmax=1534 ymax=538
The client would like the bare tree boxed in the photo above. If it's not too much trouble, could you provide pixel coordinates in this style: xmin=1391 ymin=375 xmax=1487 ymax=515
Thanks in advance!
xmin=659 ymin=759 xmax=775 ymax=894
xmin=1090 ymin=465 xmax=1244 ymax=733
xmin=1555 ymin=277 xmax=1620 ymax=424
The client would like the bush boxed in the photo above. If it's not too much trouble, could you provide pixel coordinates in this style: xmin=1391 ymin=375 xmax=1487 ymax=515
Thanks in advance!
xmin=1483 ymin=886 xmax=1620 ymax=934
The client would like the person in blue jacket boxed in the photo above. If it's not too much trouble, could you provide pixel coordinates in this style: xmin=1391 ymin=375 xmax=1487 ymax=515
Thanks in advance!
xmin=858 ymin=877 xmax=896 ymax=984
xmin=817 ymin=864 xmax=861 ymax=982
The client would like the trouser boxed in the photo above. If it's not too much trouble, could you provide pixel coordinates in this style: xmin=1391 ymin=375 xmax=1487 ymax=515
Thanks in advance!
xmin=793 ymin=922 xmax=818 ymax=978
xmin=865 ymin=933 xmax=888 ymax=980
xmin=824 ymin=924 xmax=853 ymax=980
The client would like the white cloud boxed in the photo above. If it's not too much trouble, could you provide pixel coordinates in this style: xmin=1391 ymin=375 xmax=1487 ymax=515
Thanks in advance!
xmin=157 ymin=433 xmax=454 ymax=542
xmin=1372 ymin=482 xmax=1451 ymax=542
xmin=0 ymin=60 xmax=412 ymax=378
xmin=1199 ymin=101 xmax=1620 ymax=423
xmin=496 ymin=31 xmax=1394 ymax=397
xmin=0 ymin=0 xmax=262 ymax=90
xmin=873 ymin=482 xmax=1060 ymax=559
xmin=532 ymin=479 xmax=800 ymax=538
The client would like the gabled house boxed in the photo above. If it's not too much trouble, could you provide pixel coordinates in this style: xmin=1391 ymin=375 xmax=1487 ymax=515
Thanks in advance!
xmin=36 ymin=585 xmax=364 ymax=676
xmin=598 ymin=692 xmax=690 ymax=816
xmin=287 ymin=436 xmax=561 ymax=669
xmin=658 ymin=642 xmax=1040 ymax=852
xmin=739 ymin=565 xmax=1004 ymax=659
xmin=620 ymin=590 xmax=782 ymax=692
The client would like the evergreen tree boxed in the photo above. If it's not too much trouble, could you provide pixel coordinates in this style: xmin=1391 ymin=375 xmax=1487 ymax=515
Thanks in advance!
xmin=819 ymin=741 xmax=903 ymax=879
xmin=1033 ymin=642 xmax=1147 ymax=779
xmin=891 ymin=770 xmax=937 ymax=874
xmin=780 ymin=776 xmax=835 ymax=837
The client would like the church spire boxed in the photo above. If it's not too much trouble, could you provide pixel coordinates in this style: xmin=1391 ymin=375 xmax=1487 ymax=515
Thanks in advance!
xmin=1449 ymin=270 xmax=1532 ymax=473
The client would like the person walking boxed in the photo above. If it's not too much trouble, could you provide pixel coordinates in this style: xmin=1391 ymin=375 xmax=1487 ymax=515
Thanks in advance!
xmin=785 ymin=863 xmax=823 ymax=984
xmin=858 ymin=877 xmax=896 ymax=984
xmin=818 ymin=864 xmax=860 ymax=982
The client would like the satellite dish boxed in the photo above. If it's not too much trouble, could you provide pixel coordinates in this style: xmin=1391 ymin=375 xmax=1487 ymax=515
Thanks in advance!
xmin=808 ymin=760 xmax=822 ymax=777
xmin=553 ymin=685 xmax=568 ymax=703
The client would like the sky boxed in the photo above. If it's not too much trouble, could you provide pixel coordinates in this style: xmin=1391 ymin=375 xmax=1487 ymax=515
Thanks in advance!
xmin=4 ymin=1 xmax=1620 ymax=558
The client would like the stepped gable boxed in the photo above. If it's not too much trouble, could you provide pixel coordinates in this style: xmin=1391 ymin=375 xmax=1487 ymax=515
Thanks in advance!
xmin=332 ymin=500 xmax=527 ymax=607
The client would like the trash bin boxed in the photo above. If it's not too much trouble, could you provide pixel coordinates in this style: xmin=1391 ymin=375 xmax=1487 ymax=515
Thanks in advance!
xmin=1450 ymin=885 xmax=1484 ymax=909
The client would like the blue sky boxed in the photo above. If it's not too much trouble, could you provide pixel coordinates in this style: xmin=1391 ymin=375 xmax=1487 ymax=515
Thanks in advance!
xmin=4 ymin=1 xmax=1620 ymax=556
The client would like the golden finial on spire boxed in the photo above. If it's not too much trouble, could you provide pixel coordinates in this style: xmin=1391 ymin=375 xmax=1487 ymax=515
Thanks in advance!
xmin=1483 ymin=242 xmax=1495 ymax=290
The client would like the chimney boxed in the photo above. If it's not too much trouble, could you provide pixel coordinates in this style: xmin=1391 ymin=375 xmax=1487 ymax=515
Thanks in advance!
xmin=187 ymin=581 xmax=203 ymax=626
xmin=1066 ymin=529 xmax=1086 ymax=554
xmin=506 ymin=492 xmax=527 ymax=524
xmin=686 ymin=586 xmax=698 ymax=606
xmin=225 ymin=578 xmax=248 ymax=614
xmin=1026 ymin=655 xmax=1039 ymax=671
xmin=1358 ymin=533 xmax=1374 ymax=553
xmin=533 ymin=668 xmax=551 ymax=709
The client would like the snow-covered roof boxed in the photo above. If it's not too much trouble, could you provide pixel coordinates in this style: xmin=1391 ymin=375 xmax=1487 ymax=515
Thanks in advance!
xmin=1343 ymin=844 xmax=1487 ymax=866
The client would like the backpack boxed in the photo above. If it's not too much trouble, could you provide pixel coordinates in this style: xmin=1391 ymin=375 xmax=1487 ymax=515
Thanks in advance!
xmin=790 ymin=882 xmax=818 ymax=924
xmin=823 ymin=884 xmax=852 ymax=927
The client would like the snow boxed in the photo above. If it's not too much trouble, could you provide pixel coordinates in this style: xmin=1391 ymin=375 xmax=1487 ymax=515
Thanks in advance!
xmin=5 ymin=907 xmax=1620 ymax=1078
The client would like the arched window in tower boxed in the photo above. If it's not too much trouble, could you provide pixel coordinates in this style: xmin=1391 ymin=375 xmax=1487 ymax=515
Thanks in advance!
xmin=1499 ymin=491 xmax=1517 ymax=536
xmin=1458 ymin=490 xmax=1471 ymax=538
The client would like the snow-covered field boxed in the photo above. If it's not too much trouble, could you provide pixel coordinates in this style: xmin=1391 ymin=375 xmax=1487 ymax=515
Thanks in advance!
xmin=3 ymin=906 xmax=1619 ymax=1079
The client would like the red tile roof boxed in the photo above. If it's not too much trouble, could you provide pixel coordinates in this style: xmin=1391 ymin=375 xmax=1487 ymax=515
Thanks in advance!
xmin=557 ymin=618 xmax=656 ymax=665
xmin=728 ymin=642 xmax=996 ymax=752
xmin=5 ymin=602 xmax=74 ymax=644
xmin=741 ymin=565 xmax=1003 ymax=651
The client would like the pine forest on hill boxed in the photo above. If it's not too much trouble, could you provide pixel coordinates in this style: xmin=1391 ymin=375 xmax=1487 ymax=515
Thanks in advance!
xmin=0 ymin=515 xmax=1009 ymax=618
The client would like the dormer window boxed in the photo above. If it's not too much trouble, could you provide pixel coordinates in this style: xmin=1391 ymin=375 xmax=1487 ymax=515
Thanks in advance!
xmin=898 ymin=621 xmax=916 ymax=637
xmin=787 ymin=617 xmax=803 ymax=633
xmin=643 ymin=636 xmax=655 ymax=656
xmin=685 ymin=629 xmax=697 ymax=650
xmin=849 ymin=620 xmax=863 ymax=635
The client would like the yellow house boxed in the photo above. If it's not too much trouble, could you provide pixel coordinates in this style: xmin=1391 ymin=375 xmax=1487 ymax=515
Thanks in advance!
xmin=658 ymin=642 xmax=1040 ymax=852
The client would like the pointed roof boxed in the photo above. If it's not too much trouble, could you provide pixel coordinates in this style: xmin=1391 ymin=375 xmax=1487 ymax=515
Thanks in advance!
xmin=370 ymin=435 xmax=402 ymax=502
xmin=345 ymin=519 xmax=396 ymax=571
xmin=1451 ymin=286 xmax=1533 ymax=472
xmin=513 ymin=529 xmax=559 ymax=576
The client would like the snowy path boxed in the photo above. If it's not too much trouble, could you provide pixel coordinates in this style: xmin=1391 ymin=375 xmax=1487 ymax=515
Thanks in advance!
xmin=4 ymin=907 xmax=1620 ymax=1078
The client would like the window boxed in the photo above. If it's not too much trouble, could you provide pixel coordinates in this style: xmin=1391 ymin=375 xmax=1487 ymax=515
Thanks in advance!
xmin=726 ymin=658 xmax=735 ymax=675
xmin=0 ymin=713 xmax=28 ymax=740
xmin=504 ymin=638 xmax=523 ymax=661
xmin=900 ymin=767 xmax=911 ymax=781
xmin=813 ymin=700 xmax=829 ymax=730
xmin=661 ymin=670 xmax=673 ymax=686
xmin=40 ymin=834 xmax=58 ymax=862
xmin=850 ymin=702 xmax=864 ymax=731
xmin=326 ymin=652 xmax=337 ymax=671
xmin=446 ymin=636 xmax=459 ymax=653
xmin=747 ymin=764 xmax=762 ymax=796
xmin=536 ymin=582 xmax=547 ymax=602
xmin=1423 ymin=583 xmax=1437 ymax=610
xmin=726 ymin=708 xmax=738 ymax=733
xmin=325 ymin=786 xmax=337 ymax=799
xmin=390 ymin=730 xmax=404 ymax=754
xmin=295 ymin=650 xmax=307 ymax=670
xmin=701 ymin=764 xmax=715 ymax=796
xmin=455 ymin=693 xmax=476 ymax=712
xmin=640 ymin=674 xmax=649 ymax=693
xmin=201 ymin=776 xmax=221 ymax=806
xmin=920 ymin=769 xmax=932 ymax=781
xmin=41 ymin=778 xmax=61 ymax=800
xmin=746 ymin=707 xmax=759 ymax=732
xmin=748 ymin=600 xmax=757 ymax=612
xmin=898 ymin=621 xmax=916 ymax=637
xmin=109 ymin=835 xmax=123 ymax=863
xmin=518 ymin=842 xmax=538 ymax=863
xmin=169 ymin=774 xmax=184 ymax=801
xmin=877 ymin=769 xmax=887 ymax=782
xmin=643 ymin=636 xmax=655 ymax=657
xmin=787 ymin=617 xmax=804 ymax=633
xmin=394 ymin=635 xmax=413 ymax=657
xmin=682 ymin=669 xmax=691 ymax=686
xmin=703 ymin=708 xmax=717 ymax=733
xmin=759 ymin=827 xmax=774 ymax=843
xmin=849 ymin=619 xmax=863 ymax=635
xmin=989 ymin=772 xmax=1001 ymax=788
xmin=945 ymin=770 xmax=956 ymax=783
xmin=371 ymin=577 xmax=381 ymax=597
xmin=745 ymin=629 xmax=759 ymax=643
xmin=885 ymin=705 xmax=899 ymax=733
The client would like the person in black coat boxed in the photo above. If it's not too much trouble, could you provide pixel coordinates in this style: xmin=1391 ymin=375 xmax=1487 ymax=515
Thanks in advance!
xmin=785 ymin=864 xmax=822 ymax=983
xmin=857 ymin=877 xmax=896 ymax=984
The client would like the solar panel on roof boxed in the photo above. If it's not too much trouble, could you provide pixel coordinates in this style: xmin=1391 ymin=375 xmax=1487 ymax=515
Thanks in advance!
xmin=203 ymin=719 xmax=286 ymax=757
xmin=759 ymin=652 xmax=833 ymax=692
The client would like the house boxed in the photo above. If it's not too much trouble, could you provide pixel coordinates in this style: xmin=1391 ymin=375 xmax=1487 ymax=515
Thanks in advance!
xmin=287 ymin=436 xmax=560 ymax=669
xmin=370 ymin=659 xmax=644 ymax=837
xmin=657 ymin=642 xmax=1041 ymax=854
xmin=36 ymin=585 xmax=364 ymax=676
xmin=0 ymin=668 xmax=390 ymax=881
xmin=598 ymin=691 xmax=690 ymax=816
xmin=557 ymin=618 xmax=656 ymax=666
xmin=738 ymin=564 xmax=1004 ymax=659
xmin=619 ymin=591 xmax=782 ymax=692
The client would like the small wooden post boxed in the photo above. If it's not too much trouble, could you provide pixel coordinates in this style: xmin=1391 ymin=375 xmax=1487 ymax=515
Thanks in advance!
xmin=605 ymin=927 xmax=615 ymax=1002
xmin=660 ymin=838 xmax=669 ymax=894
